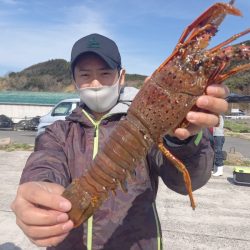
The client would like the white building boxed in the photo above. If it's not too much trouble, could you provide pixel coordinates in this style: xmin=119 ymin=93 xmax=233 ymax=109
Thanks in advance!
xmin=0 ymin=91 xmax=78 ymax=123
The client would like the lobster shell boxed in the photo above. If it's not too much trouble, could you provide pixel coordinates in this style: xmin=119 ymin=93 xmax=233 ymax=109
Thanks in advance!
xmin=63 ymin=1 xmax=250 ymax=227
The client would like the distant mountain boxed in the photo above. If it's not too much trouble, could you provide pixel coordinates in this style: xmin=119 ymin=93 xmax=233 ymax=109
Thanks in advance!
xmin=0 ymin=40 xmax=249 ymax=93
xmin=0 ymin=59 xmax=72 ymax=92
xmin=0 ymin=59 xmax=147 ymax=92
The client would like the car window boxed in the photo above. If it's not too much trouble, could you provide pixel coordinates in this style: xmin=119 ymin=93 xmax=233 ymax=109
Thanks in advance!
xmin=52 ymin=102 xmax=72 ymax=116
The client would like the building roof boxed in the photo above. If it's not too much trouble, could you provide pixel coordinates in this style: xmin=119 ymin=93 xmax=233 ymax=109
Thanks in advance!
xmin=0 ymin=91 xmax=78 ymax=106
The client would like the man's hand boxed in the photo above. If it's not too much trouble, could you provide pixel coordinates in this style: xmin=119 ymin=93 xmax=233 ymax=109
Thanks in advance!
xmin=174 ymin=83 xmax=229 ymax=140
xmin=11 ymin=182 xmax=74 ymax=247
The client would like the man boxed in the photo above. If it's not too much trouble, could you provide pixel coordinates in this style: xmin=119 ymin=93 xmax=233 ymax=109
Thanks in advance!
xmin=11 ymin=33 xmax=229 ymax=250
xmin=212 ymin=115 xmax=225 ymax=176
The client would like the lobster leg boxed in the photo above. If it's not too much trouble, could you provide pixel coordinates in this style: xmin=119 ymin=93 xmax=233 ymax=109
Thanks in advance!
xmin=180 ymin=24 xmax=217 ymax=61
xmin=153 ymin=25 xmax=214 ymax=74
xmin=206 ymin=62 xmax=228 ymax=87
xmin=158 ymin=142 xmax=196 ymax=210
xmin=178 ymin=2 xmax=242 ymax=44
xmin=208 ymin=28 xmax=250 ymax=54
xmin=216 ymin=63 xmax=250 ymax=83
xmin=182 ymin=24 xmax=215 ymax=47
xmin=152 ymin=3 xmax=242 ymax=76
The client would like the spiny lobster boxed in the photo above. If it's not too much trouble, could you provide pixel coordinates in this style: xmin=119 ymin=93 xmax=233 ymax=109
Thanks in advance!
xmin=63 ymin=1 xmax=250 ymax=227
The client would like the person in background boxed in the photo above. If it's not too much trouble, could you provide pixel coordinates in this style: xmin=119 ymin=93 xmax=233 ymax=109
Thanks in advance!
xmin=208 ymin=127 xmax=214 ymax=151
xmin=11 ymin=33 xmax=229 ymax=250
xmin=212 ymin=115 xmax=225 ymax=176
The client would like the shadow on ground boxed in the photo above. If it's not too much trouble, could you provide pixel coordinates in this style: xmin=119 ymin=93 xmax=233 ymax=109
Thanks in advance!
xmin=227 ymin=177 xmax=250 ymax=187
xmin=0 ymin=242 xmax=22 ymax=250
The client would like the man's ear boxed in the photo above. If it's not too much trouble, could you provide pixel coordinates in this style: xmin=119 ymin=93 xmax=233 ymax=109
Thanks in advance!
xmin=73 ymin=81 xmax=78 ymax=90
xmin=119 ymin=69 xmax=126 ymax=86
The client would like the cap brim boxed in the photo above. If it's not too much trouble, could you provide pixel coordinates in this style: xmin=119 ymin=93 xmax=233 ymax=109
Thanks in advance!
xmin=72 ymin=50 xmax=119 ymax=70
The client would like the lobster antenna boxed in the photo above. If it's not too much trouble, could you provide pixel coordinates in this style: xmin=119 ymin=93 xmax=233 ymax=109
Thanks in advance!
xmin=213 ymin=1 xmax=236 ymax=30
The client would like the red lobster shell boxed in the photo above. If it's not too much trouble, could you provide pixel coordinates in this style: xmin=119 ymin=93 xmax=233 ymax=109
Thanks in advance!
xmin=63 ymin=1 xmax=250 ymax=227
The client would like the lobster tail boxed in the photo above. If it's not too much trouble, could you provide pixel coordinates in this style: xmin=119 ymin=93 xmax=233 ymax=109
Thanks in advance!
xmin=63 ymin=119 xmax=149 ymax=227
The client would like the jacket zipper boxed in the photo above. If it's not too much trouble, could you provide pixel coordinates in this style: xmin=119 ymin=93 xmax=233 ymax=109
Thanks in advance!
xmin=152 ymin=202 xmax=163 ymax=250
xmin=81 ymin=109 xmax=110 ymax=250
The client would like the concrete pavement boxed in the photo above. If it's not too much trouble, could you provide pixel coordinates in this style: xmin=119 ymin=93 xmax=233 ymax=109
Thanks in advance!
xmin=0 ymin=150 xmax=250 ymax=250
xmin=157 ymin=166 xmax=250 ymax=249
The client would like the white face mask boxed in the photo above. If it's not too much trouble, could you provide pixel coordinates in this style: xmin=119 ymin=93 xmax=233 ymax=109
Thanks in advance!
xmin=77 ymin=77 xmax=121 ymax=113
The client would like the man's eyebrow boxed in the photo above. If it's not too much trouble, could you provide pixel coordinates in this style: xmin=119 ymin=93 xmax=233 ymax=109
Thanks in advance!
xmin=78 ymin=69 xmax=89 ymax=71
xmin=78 ymin=69 xmax=90 ymax=72
xmin=98 ymin=67 xmax=113 ymax=71
xmin=78 ymin=67 xmax=112 ymax=71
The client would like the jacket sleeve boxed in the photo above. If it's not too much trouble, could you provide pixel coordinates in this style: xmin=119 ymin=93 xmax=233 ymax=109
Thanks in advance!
xmin=19 ymin=122 xmax=72 ymax=187
xmin=148 ymin=128 xmax=214 ymax=195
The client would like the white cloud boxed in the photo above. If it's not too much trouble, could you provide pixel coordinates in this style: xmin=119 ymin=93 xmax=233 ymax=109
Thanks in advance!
xmin=0 ymin=4 xmax=110 ymax=75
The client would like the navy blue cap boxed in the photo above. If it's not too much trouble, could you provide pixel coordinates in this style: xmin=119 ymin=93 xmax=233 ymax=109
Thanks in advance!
xmin=71 ymin=33 xmax=121 ymax=73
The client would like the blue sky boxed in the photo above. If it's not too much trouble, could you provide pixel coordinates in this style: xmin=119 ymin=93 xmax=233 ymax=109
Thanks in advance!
xmin=0 ymin=0 xmax=249 ymax=77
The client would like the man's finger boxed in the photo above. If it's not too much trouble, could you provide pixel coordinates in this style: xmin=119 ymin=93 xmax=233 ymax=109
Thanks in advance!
xmin=186 ymin=111 xmax=219 ymax=128
xmin=19 ymin=182 xmax=71 ymax=212
xmin=30 ymin=232 xmax=70 ymax=247
xmin=174 ymin=125 xmax=201 ymax=140
xmin=14 ymin=203 xmax=69 ymax=226
xmin=196 ymin=96 xmax=228 ymax=114
xmin=206 ymin=84 xmax=230 ymax=99
xmin=16 ymin=218 xmax=73 ymax=239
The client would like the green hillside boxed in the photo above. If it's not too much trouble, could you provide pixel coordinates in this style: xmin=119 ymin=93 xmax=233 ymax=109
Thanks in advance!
xmin=0 ymin=59 xmax=147 ymax=92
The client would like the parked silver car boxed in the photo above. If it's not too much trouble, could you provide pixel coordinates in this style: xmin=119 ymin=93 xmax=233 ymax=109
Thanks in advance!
xmin=37 ymin=98 xmax=80 ymax=136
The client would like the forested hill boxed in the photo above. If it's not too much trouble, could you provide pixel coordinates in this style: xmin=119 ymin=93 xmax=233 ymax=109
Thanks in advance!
xmin=0 ymin=40 xmax=249 ymax=94
xmin=0 ymin=59 xmax=146 ymax=92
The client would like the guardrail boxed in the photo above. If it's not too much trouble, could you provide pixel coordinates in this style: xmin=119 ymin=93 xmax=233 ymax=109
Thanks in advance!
xmin=225 ymin=115 xmax=250 ymax=120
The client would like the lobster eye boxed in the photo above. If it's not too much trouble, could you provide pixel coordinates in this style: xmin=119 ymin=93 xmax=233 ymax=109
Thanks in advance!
xmin=194 ymin=61 xmax=203 ymax=71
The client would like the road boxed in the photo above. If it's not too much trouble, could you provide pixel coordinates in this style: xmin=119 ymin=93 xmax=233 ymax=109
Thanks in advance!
xmin=0 ymin=130 xmax=250 ymax=159
xmin=0 ymin=129 xmax=36 ymax=145
xmin=224 ymin=136 xmax=250 ymax=159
